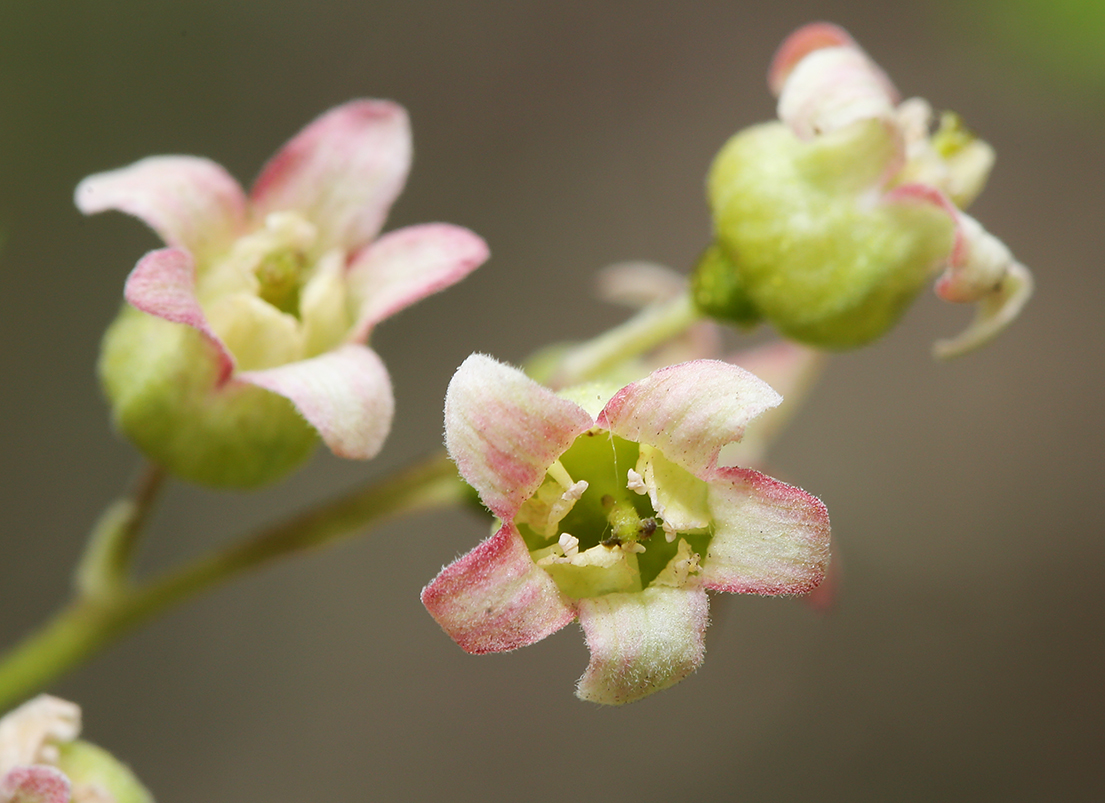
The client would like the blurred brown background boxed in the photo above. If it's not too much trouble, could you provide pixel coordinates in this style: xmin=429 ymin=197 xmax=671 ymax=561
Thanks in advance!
xmin=1 ymin=1 xmax=1102 ymax=800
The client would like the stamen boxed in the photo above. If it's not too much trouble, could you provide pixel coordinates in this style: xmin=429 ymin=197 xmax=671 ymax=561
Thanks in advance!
xmin=626 ymin=468 xmax=647 ymax=494
xmin=558 ymin=533 xmax=580 ymax=558
xmin=546 ymin=460 xmax=574 ymax=489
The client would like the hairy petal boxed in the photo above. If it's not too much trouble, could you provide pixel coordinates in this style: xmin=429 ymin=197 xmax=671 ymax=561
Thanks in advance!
xmin=445 ymin=355 xmax=594 ymax=520
xmin=777 ymin=45 xmax=898 ymax=141
xmin=884 ymin=186 xmax=1035 ymax=359
xmin=251 ymin=99 xmax=412 ymax=254
xmin=598 ymin=360 xmax=781 ymax=476
xmin=933 ymin=260 xmax=1033 ymax=359
xmin=768 ymin=21 xmax=858 ymax=95
xmin=421 ymin=524 xmax=575 ymax=654
xmin=75 ymin=155 xmax=246 ymax=264
xmin=0 ymin=766 xmax=71 ymax=803
xmin=701 ymin=467 xmax=831 ymax=595
xmin=576 ymin=586 xmax=708 ymax=705
xmin=238 ymin=343 xmax=394 ymax=459
xmin=124 ymin=248 xmax=234 ymax=384
xmin=346 ymin=223 xmax=489 ymax=342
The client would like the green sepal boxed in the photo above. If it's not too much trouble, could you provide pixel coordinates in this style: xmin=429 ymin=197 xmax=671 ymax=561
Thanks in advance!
xmin=54 ymin=740 xmax=155 ymax=803
xmin=690 ymin=242 xmax=762 ymax=327
xmin=99 ymin=306 xmax=317 ymax=488
xmin=705 ymin=120 xmax=956 ymax=349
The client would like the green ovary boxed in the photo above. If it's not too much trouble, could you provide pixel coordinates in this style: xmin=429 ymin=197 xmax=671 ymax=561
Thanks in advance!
xmin=516 ymin=432 xmax=712 ymax=599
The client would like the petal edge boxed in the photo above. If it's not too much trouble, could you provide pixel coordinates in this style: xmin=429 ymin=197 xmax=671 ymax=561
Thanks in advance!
xmin=421 ymin=524 xmax=575 ymax=654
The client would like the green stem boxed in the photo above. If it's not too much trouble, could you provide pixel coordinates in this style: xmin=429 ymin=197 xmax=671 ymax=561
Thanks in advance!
xmin=548 ymin=292 xmax=701 ymax=388
xmin=0 ymin=452 xmax=464 ymax=714
xmin=75 ymin=463 xmax=167 ymax=600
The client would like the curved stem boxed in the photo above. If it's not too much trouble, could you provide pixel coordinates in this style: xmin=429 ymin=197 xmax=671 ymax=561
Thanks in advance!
xmin=75 ymin=463 xmax=167 ymax=600
xmin=548 ymin=292 xmax=701 ymax=388
xmin=0 ymin=451 xmax=464 ymax=714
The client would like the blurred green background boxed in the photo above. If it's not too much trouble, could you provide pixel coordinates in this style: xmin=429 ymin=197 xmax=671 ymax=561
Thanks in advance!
xmin=1 ymin=1 xmax=1102 ymax=800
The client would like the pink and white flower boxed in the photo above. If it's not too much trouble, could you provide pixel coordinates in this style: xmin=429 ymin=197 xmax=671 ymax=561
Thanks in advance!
xmin=79 ymin=100 xmax=489 ymax=487
xmin=422 ymin=355 xmax=830 ymax=704
xmin=0 ymin=696 xmax=150 ymax=803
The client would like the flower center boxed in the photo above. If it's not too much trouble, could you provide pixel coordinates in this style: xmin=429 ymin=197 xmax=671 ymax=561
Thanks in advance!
xmin=515 ymin=430 xmax=712 ymax=599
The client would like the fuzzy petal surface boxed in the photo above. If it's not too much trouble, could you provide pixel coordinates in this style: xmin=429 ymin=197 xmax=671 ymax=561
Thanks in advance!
xmin=346 ymin=223 xmax=490 ymax=342
xmin=445 ymin=355 xmax=595 ymax=520
xmin=598 ymin=360 xmax=781 ymax=477
xmin=576 ymin=585 xmax=708 ymax=705
xmin=75 ymin=155 xmax=246 ymax=264
xmin=768 ymin=22 xmax=858 ymax=95
xmin=0 ymin=766 xmax=71 ymax=803
xmin=238 ymin=343 xmax=394 ymax=460
xmin=701 ymin=467 xmax=830 ymax=595
xmin=422 ymin=524 xmax=575 ymax=654
xmin=251 ymin=99 xmax=411 ymax=254
xmin=123 ymin=247 xmax=234 ymax=383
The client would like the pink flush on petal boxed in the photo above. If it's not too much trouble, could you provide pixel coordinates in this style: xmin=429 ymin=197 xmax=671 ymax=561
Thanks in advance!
xmin=424 ymin=356 xmax=831 ymax=704
xmin=81 ymin=100 xmax=489 ymax=486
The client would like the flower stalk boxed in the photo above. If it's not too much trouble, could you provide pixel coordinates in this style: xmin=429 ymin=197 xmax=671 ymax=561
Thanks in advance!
xmin=548 ymin=291 xmax=701 ymax=389
xmin=0 ymin=452 xmax=464 ymax=714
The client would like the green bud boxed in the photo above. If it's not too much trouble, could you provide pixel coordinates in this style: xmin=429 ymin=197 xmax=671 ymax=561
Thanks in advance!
xmin=697 ymin=119 xmax=955 ymax=349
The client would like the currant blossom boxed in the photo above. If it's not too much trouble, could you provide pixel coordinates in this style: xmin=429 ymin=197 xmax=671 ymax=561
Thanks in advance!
xmin=422 ymin=355 xmax=830 ymax=704
xmin=0 ymin=696 xmax=151 ymax=803
xmin=693 ymin=22 xmax=1033 ymax=357
xmin=79 ymin=100 xmax=489 ymax=487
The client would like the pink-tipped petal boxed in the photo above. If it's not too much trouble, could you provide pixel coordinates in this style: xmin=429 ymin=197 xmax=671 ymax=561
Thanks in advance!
xmin=445 ymin=355 xmax=595 ymax=520
xmin=75 ymin=155 xmax=247 ymax=263
xmin=933 ymin=260 xmax=1034 ymax=360
xmin=802 ymin=543 xmax=841 ymax=612
xmin=768 ymin=22 xmax=858 ymax=95
xmin=598 ymin=360 xmax=782 ymax=477
xmin=701 ymin=467 xmax=830 ymax=595
xmin=238 ymin=343 xmax=393 ymax=460
xmin=346 ymin=223 xmax=489 ymax=342
xmin=1 ymin=766 xmax=71 ymax=803
xmin=124 ymin=247 xmax=234 ymax=384
xmin=251 ymin=100 xmax=411 ymax=254
xmin=576 ymin=585 xmax=708 ymax=705
xmin=884 ymin=189 xmax=1035 ymax=359
xmin=776 ymin=36 xmax=899 ymax=141
xmin=421 ymin=524 xmax=575 ymax=654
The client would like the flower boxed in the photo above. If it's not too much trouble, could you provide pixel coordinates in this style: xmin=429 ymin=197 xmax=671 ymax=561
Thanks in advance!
xmin=0 ymin=696 xmax=152 ymax=803
xmin=79 ymin=100 xmax=489 ymax=487
xmin=693 ymin=23 xmax=1033 ymax=358
xmin=421 ymin=355 xmax=830 ymax=704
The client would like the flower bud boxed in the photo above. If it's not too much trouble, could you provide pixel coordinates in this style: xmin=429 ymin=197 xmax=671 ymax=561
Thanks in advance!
xmin=695 ymin=23 xmax=1032 ymax=356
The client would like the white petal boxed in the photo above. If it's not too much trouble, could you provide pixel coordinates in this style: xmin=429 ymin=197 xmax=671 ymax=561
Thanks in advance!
xmin=444 ymin=355 xmax=594 ymax=520
xmin=576 ymin=586 xmax=708 ymax=705
xmin=238 ymin=344 xmax=394 ymax=459
xmin=598 ymin=360 xmax=781 ymax=477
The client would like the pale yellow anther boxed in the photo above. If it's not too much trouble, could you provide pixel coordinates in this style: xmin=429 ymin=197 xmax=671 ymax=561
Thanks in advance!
xmin=558 ymin=533 xmax=580 ymax=558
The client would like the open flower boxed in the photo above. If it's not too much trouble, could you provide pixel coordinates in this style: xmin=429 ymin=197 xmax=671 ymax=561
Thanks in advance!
xmin=693 ymin=23 xmax=1033 ymax=357
xmin=79 ymin=100 xmax=489 ymax=487
xmin=422 ymin=355 xmax=830 ymax=704
xmin=0 ymin=696 xmax=151 ymax=803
